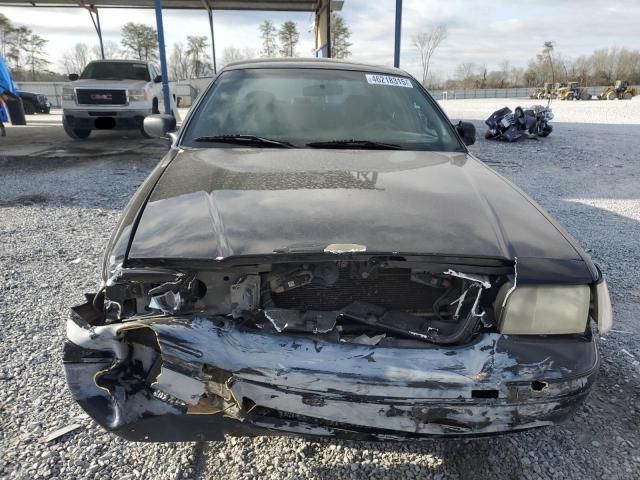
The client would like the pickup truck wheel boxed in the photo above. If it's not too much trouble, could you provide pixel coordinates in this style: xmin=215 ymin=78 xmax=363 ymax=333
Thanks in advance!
xmin=63 ymin=119 xmax=91 ymax=139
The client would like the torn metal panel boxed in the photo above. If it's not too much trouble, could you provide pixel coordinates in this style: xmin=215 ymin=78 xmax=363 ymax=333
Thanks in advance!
xmin=152 ymin=366 xmax=206 ymax=405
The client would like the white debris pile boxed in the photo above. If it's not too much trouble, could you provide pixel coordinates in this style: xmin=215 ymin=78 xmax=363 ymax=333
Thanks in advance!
xmin=439 ymin=96 xmax=640 ymax=124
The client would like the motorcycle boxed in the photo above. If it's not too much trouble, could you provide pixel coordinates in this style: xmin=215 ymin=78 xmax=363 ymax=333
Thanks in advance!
xmin=484 ymin=105 xmax=553 ymax=142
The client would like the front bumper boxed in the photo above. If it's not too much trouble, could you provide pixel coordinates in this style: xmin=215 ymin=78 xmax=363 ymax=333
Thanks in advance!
xmin=63 ymin=108 xmax=152 ymax=130
xmin=63 ymin=308 xmax=599 ymax=442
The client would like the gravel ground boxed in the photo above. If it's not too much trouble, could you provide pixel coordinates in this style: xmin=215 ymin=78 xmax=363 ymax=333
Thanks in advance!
xmin=1 ymin=101 xmax=639 ymax=479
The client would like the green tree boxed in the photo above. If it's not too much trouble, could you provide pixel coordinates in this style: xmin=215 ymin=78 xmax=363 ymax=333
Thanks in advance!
xmin=23 ymin=33 xmax=50 ymax=80
xmin=330 ymin=13 xmax=352 ymax=59
xmin=278 ymin=21 xmax=299 ymax=57
xmin=186 ymin=35 xmax=210 ymax=77
xmin=259 ymin=20 xmax=278 ymax=57
xmin=121 ymin=22 xmax=158 ymax=61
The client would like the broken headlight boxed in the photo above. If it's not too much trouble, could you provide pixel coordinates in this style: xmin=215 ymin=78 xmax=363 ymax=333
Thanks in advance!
xmin=594 ymin=279 xmax=613 ymax=333
xmin=496 ymin=284 xmax=590 ymax=335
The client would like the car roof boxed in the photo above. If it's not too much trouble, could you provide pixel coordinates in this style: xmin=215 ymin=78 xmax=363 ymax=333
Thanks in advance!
xmin=222 ymin=58 xmax=410 ymax=77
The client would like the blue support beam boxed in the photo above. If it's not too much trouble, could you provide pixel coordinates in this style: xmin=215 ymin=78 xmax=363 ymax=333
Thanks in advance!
xmin=393 ymin=0 xmax=402 ymax=68
xmin=154 ymin=0 xmax=171 ymax=114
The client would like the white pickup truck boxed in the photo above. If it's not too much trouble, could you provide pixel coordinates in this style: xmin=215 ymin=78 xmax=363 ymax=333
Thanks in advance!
xmin=62 ymin=59 xmax=169 ymax=139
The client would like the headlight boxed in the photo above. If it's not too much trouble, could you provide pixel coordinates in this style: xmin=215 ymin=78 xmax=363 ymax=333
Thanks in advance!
xmin=594 ymin=279 xmax=613 ymax=333
xmin=128 ymin=89 xmax=147 ymax=102
xmin=62 ymin=87 xmax=75 ymax=101
xmin=496 ymin=284 xmax=590 ymax=335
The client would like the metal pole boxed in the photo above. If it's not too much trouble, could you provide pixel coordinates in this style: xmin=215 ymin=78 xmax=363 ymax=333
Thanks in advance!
xmin=154 ymin=0 xmax=171 ymax=114
xmin=87 ymin=6 xmax=104 ymax=60
xmin=207 ymin=7 xmax=217 ymax=74
xmin=393 ymin=0 xmax=402 ymax=68
xmin=95 ymin=8 xmax=105 ymax=59
xmin=326 ymin=2 xmax=331 ymax=58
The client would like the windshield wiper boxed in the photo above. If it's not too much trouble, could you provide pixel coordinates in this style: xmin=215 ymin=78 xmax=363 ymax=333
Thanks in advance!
xmin=306 ymin=139 xmax=403 ymax=150
xmin=192 ymin=134 xmax=294 ymax=148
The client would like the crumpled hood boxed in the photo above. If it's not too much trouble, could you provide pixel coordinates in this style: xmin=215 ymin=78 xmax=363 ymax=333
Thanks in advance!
xmin=128 ymin=148 xmax=594 ymax=279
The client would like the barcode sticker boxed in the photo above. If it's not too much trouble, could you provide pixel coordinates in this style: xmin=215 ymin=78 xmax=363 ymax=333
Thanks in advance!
xmin=365 ymin=74 xmax=413 ymax=88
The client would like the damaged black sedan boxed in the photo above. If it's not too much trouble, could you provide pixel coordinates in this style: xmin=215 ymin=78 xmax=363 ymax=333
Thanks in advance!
xmin=64 ymin=59 xmax=613 ymax=441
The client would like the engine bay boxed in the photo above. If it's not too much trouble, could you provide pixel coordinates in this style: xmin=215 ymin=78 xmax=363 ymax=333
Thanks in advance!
xmin=102 ymin=258 xmax=507 ymax=347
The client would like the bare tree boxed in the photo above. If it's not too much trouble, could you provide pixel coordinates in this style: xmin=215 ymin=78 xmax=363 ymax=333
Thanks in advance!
xmin=92 ymin=40 xmax=120 ymax=59
xmin=61 ymin=43 xmax=92 ymax=74
xmin=456 ymin=62 xmax=477 ymax=88
xmin=169 ymin=42 xmax=191 ymax=80
xmin=221 ymin=45 xmax=246 ymax=67
xmin=412 ymin=24 xmax=447 ymax=86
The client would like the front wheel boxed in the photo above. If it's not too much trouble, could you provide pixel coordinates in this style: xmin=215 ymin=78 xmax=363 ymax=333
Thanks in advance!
xmin=63 ymin=119 xmax=91 ymax=139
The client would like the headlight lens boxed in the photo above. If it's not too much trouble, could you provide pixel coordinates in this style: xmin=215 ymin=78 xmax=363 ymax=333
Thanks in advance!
xmin=496 ymin=284 xmax=590 ymax=335
xmin=128 ymin=89 xmax=147 ymax=102
xmin=62 ymin=87 xmax=75 ymax=101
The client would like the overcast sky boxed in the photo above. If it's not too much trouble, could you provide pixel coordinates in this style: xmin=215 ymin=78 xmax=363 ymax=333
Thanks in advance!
xmin=2 ymin=0 xmax=640 ymax=77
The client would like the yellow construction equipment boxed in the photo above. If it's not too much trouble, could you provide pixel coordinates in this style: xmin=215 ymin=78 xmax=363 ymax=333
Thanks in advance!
xmin=530 ymin=82 xmax=554 ymax=100
xmin=599 ymin=80 xmax=638 ymax=100
xmin=557 ymin=82 xmax=592 ymax=100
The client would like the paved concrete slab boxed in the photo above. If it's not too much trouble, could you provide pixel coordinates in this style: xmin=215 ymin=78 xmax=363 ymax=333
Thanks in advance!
xmin=0 ymin=108 xmax=190 ymax=161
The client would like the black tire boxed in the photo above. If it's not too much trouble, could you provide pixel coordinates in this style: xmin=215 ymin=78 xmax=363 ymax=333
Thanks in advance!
xmin=140 ymin=123 xmax=152 ymax=139
xmin=63 ymin=119 xmax=91 ymax=139
xmin=152 ymin=98 xmax=160 ymax=114
xmin=23 ymin=100 xmax=36 ymax=115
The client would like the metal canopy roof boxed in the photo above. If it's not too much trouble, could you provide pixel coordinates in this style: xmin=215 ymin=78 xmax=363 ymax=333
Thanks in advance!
xmin=0 ymin=0 xmax=343 ymax=10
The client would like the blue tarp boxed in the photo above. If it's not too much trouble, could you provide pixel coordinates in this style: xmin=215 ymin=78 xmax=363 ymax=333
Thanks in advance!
xmin=0 ymin=54 xmax=18 ymax=96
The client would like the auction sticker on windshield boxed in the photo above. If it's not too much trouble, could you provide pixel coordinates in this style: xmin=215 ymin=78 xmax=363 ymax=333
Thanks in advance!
xmin=365 ymin=74 xmax=413 ymax=88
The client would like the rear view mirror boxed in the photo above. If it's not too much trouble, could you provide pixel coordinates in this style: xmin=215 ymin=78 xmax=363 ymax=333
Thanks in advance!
xmin=455 ymin=121 xmax=476 ymax=146
xmin=154 ymin=75 xmax=162 ymax=83
xmin=143 ymin=114 xmax=176 ymax=139
xmin=303 ymin=83 xmax=344 ymax=97
xmin=68 ymin=73 xmax=79 ymax=81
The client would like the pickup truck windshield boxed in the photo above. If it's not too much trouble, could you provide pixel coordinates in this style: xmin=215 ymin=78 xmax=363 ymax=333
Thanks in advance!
xmin=80 ymin=62 xmax=150 ymax=81
xmin=182 ymin=68 xmax=462 ymax=151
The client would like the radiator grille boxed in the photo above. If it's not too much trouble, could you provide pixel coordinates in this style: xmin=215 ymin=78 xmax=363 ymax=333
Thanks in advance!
xmin=76 ymin=89 xmax=127 ymax=105
xmin=273 ymin=269 xmax=445 ymax=311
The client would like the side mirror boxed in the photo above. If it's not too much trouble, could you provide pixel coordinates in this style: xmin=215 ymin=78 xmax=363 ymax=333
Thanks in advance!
xmin=68 ymin=73 xmax=79 ymax=81
xmin=143 ymin=114 xmax=177 ymax=139
xmin=455 ymin=121 xmax=476 ymax=146
xmin=154 ymin=75 xmax=162 ymax=83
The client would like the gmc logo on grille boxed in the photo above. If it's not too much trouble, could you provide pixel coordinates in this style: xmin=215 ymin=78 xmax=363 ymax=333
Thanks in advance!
xmin=91 ymin=94 xmax=112 ymax=100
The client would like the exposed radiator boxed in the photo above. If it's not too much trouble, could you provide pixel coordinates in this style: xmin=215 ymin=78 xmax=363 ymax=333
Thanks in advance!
xmin=272 ymin=269 xmax=445 ymax=311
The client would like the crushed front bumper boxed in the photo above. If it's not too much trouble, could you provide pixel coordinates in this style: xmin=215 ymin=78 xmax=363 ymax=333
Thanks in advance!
xmin=63 ymin=309 xmax=599 ymax=442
